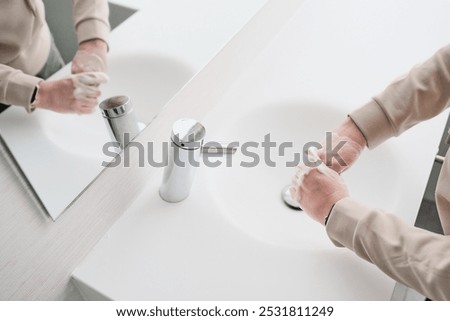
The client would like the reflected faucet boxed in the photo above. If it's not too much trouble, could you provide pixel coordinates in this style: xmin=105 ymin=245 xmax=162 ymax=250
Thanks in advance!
xmin=100 ymin=95 xmax=142 ymax=149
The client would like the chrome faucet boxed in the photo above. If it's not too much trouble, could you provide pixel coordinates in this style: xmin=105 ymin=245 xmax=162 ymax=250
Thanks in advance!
xmin=159 ymin=119 xmax=206 ymax=203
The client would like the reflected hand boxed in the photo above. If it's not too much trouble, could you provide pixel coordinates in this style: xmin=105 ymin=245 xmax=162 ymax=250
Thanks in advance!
xmin=72 ymin=39 xmax=108 ymax=73
xmin=32 ymin=72 xmax=108 ymax=114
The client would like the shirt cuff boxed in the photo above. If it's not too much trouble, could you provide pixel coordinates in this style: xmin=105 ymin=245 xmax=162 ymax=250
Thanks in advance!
xmin=325 ymin=197 xmax=373 ymax=250
xmin=349 ymin=99 xmax=396 ymax=149
xmin=76 ymin=19 xmax=110 ymax=46
xmin=5 ymin=71 xmax=42 ymax=113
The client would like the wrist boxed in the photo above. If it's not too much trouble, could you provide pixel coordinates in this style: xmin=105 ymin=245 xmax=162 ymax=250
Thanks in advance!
xmin=32 ymin=80 xmax=63 ymax=109
xmin=324 ymin=203 xmax=336 ymax=226
xmin=336 ymin=117 xmax=367 ymax=149
xmin=31 ymin=81 xmax=45 ymax=109
xmin=79 ymin=39 xmax=108 ymax=53
xmin=30 ymin=85 xmax=38 ymax=106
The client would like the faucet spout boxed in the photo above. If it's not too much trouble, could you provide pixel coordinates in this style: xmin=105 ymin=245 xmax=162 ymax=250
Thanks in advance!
xmin=159 ymin=119 xmax=206 ymax=203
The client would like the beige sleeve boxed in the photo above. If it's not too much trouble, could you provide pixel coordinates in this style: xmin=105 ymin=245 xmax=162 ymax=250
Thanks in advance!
xmin=326 ymin=198 xmax=450 ymax=300
xmin=0 ymin=64 xmax=41 ymax=112
xmin=72 ymin=0 xmax=110 ymax=45
xmin=349 ymin=44 xmax=450 ymax=149
xmin=326 ymin=42 xmax=450 ymax=299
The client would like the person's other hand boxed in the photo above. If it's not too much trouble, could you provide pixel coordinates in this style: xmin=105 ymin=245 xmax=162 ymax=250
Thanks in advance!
xmin=32 ymin=72 xmax=108 ymax=114
xmin=290 ymin=149 xmax=349 ymax=225
xmin=72 ymin=39 xmax=108 ymax=73
xmin=317 ymin=117 xmax=366 ymax=173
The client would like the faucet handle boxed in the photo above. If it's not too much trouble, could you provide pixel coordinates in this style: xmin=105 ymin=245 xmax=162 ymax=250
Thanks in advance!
xmin=202 ymin=143 xmax=237 ymax=155
xmin=171 ymin=118 xmax=206 ymax=150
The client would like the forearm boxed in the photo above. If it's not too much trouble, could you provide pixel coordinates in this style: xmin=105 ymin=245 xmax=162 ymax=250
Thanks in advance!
xmin=327 ymin=198 xmax=450 ymax=300
xmin=350 ymin=44 xmax=450 ymax=149
xmin=0 ymin=64 xmax=41 ymax=112
xmin=72 ymin=0 xmax=110 ymax=45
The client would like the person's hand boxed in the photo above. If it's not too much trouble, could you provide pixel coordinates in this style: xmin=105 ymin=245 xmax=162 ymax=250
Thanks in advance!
xmin=72 ymin=39 xmax=108 ymax=73
xmin=71 ymin=72 xmax=109 ymax=102
xmin=290 ymin=148 xmax=349 ymax=225
xmin=32 ymin=72 xmax=108 ymax=114
xmin=317 ymin=117 xmax=366 ymax=173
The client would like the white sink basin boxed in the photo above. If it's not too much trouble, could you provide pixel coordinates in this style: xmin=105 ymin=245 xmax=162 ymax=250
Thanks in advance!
xmin=72 ymin=0 xmax=450 ymax=300
xmin=103 ymin=53 xmax=195 ymax=122
xmin=204 ymin=102 xmax=402 ymax=250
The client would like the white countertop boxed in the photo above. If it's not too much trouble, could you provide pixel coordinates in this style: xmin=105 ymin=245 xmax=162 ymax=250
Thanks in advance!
xmin=73 ymin=0 xmax=450 ymax=300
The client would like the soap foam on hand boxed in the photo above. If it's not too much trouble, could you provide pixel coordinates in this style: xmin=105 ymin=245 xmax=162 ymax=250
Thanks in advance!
xmin=290 ymin=146 xmax=324 ymax=203
xmin=72 ymin=72 xmax=109 ymax=100
xmin=290 ymin=145 xmax=349 ymax=217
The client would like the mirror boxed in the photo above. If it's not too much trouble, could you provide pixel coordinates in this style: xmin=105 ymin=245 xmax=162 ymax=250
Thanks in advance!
xmin=0 ymin=1 xmax=194 ymax=220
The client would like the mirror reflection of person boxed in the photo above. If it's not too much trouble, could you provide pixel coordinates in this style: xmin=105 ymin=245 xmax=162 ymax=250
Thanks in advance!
xmin=0 ymin=0 xmax=110 ymax=115
xmin=291 ymin=44 xmax=450 ymax=300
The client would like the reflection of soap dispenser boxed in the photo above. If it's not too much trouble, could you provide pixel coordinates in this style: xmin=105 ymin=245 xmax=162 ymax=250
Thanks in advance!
xmin=100 ymin=95 xmax=143 ymax=148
